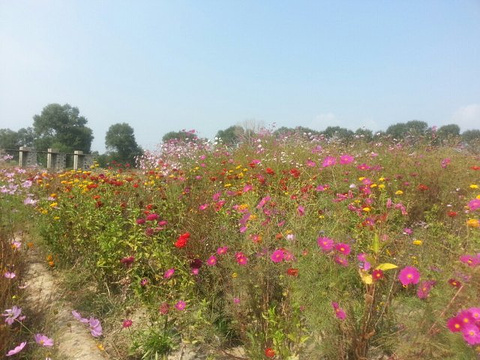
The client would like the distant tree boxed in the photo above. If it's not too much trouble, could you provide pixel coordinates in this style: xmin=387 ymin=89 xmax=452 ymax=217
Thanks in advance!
xmin=162 ymin=130 xmax=198 ymax=142
xmin=0 ymin=127 xmax=35 ymax=150
xmin=386 ymin=123 xmax=408 ymax=139
xmin=462 ymin=130 xmax=480 ymax=144
xmin=355 ymin=128 xmax=373 ymax=141
xmin=33 ymin=104 xmax=93 ymax=153
xmin=105 ymin=123 xmax=143 ymax=165
xmin=437 ymin=124 xmax=460 ymax=139
xmin=322 ymin=126 xmax=354 ymax=140
xmin=216 ymin=126 xmax=244 ymax=145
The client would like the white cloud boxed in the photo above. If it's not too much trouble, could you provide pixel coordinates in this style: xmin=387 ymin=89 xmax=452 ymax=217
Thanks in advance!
xmin=452 ymin=104 xmax=480 ymax=131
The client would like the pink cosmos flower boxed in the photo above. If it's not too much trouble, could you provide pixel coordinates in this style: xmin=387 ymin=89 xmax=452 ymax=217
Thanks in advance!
xmin=459 ymin=254 xmax=480 ymax=267
xmin=317 ymin=237 xmax=334 ymax=252
xmin=322 ymin=156 xmax=336 ymax=168
xmin=297 ymin=206 xmax=305 ymax=216
xmin=164 ymin=268 xmax=175 ymax=279
xmin=4 ymin=272 xmax=16 ymax=279
xmin=332 ymin=302 xmax=346 ymax=320
xmin=339 ymin=154 xmax=354 ymax=165
xmin=398 ymin=266 xmax=420 ymax=286
xmin=89 ymin=317 xmax=103 ymax=337
xmin=3 ymin=305 xmax=22 ymax=325
xmin=34 ymin=333 xmax=54 ymax=347
xmin=447 ymin=316 xmax=464 ymax=332
xmin=468 ymin=308 xmax=480 ymax=323
xmin=6 ymin=342 xmax=27 ymax=357
xmin=469 ymin=199 xmax=480 ymax=211
xmin=206 ymin=256 xmax=217 ymax=266
xmin=335 ymin=243 xmax=351 ymax=256
xmin=146 ymin=213 xmax=159 ymax=221
xmin=175 ymin=301 xmax=186 ymax=311
xmin=198 ymin=204 xmax=208 ymax=210
xmin=417 ymin=280 xmax=436 ymax=299
xmin=462 ymin=324 xmax=480 ymax=345
xmin=334 ymin=255 xmax=349 ymax=267
xmin=270 ymin=249 xmax=285 ymax=263
xmin=235 ymin=252 xmax=248 ymax=266
xmin=457 ymin=310 xmax=476 ymax=327
xmin=217 ymin=246 xmax=228 ymax=255
xmin=72 ymin=310 xmax=89 ymax=323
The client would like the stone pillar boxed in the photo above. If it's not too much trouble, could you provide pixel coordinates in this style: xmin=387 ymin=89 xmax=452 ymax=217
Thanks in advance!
xmin=19 ymin=147 xmax=37 ymax=167
xmin=73 ymin=150 xmax=83 ymax=170
xmin=83 ymin=154 xmax=94 ymax=170
xmin=47 ymin=148 xmax=58 ymax=170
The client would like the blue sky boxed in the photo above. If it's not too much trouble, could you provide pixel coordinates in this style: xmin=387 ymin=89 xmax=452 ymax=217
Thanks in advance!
xmin=1 ymin=0 xmax=479 ymax=153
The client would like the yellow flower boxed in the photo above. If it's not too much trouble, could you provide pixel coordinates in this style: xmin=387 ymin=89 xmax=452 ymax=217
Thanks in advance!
xmin=470 ymin=184 xmax=479 ymax=189
xmin=232 ymin=272 xmax=238 ymax=278
xmin=412 ymin=240 xmax=422 ymax=245
xmin=49 ymin=202 xmax=58 ymax=208
xmin=362 ymin=207 xmax=371 ymax=212
xmin=395 ymin=190 xmax=403 ymax=195
xmin=378 ymin=184 xmax=385 ymax=189
xmin=378 ymin=177 xmax=386 ymax=182
xmin=359 ymin=177 xmax=366 ymax=181
xmin=467 ymin=219 xmax=480 ymax=228
xmin=224 ymin=183 xmax=232 ymax=187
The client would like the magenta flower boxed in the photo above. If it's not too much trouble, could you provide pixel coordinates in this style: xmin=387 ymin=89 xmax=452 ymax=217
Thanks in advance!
xmin=146 ymin=213 xmax=159 ymax=221
xmin=334 ymin=255 xmax=349 ymax=267
xmin=357 ymin=253 xmax=371 ymax=271
xmin=462 ymin=324 xmax=480 ymax=345
xmin=235 ymin=252 xmax=248 ymax=266
xmin=217 ymin=246 xmax=228 ymax=255
xmin=398 ymin=266 xmax=420 ymax=286
xmin=460 ymin=254 xmax=480 ymax=267
xmin=468 ymin=308 xmax=480 ymax=323
xmin=270 ymin=249 xmax=285 ymax=263
xmin=175 ymin=301 xmax=186 ymax=311
xmin=122 ymin=319 xmax=133 ymax=328
xmin=335 ymin=243 xmax=351 ymax=256
xmin=2 ymin=305 xmax=22 ymax=325
xmin=164 ymin=268 xmax=175 ymax=279
xmin=297 ymin=205 xmax=305 ymax=216
xmin=89 ymin=317 xmax=103 ymax=337
xmin=322 ymin=156 xmax=337 ymax=168
xmin=417 ymin=280 xmax=436 ymax=299
xmin=6 ymin=342 xmax=27 ymax=357
xmin=34 ymin=333 xmax=54 ymax=347
xmin=136 ymin=218 xmax=145 ymax=225
xmin=331 ymin=302 xmax=346 ymax=320
xmin=206 ymin=256 xmax=217 ymax=266
xmin=339 ymin=154 xmax=354 ymax=164
xmin=198 ymin=204 xmax=209 ymax=211
xmin=447 ymin=316 xmax=464 ymax=332
xmin=317 ymin=237 xmax=334 ymax=252
xmin=120 ymin=256 xmax=135 ymax=266
xmin=457 ymin=310 xmax=476 ymax=327
xmin=468 ymin=199 xmax=480 ymax=211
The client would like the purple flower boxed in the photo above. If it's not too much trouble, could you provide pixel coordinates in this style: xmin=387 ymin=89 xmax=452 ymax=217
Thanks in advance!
xmin=398 ymin=266 xmax=421 ymax=286
xmin=72 ymin=310 xmax=89 ymax=323
xmin=34 ymin=333 xmax=54 ymax=347
xmin=89 ymin=317 xmax=103 ymax=337
xmin=2 ymin=305 xmax=22 ymax=325
xmin=6 ymin=342 xmax=27 ymax=357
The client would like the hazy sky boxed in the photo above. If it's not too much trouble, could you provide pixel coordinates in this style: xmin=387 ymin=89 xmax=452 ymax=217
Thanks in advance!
xmin=1 ymin=1 xmax=479 ymax=153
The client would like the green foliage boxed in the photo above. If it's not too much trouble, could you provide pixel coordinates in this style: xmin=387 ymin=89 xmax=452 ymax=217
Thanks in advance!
xmin=105 ymin=123 xmax=143 ymax=166
xmin=162 ymin=130 xmax=198 ymax=142
xmin=33 ymin=103 xmax=94 ymax=153
xmin=215 ymin=125 xmax=244 ymax=146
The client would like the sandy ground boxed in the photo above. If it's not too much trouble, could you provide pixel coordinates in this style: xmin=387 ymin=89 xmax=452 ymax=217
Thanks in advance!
xmin=23 ymin=236 xmax=107 ymax=360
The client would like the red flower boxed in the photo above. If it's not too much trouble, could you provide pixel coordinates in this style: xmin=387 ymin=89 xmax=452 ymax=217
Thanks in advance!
xmin=372 ymin=269 xmax=384 ymax=281
xmin=174 ymin=232 xmax=190 ymax=248
xmin=266 ymin=168 xmax=275 ymax=175
xmin=447 ymin=211 xmax=457 ymax=218
xmin=265 ymin=348 xmax=275 ymax=358
xmin=287 ymin=268 xmax=299 ymax=276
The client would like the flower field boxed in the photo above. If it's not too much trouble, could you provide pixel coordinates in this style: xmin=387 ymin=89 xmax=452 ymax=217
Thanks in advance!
xmin=1 ymin=133 xmax=480 ymax=359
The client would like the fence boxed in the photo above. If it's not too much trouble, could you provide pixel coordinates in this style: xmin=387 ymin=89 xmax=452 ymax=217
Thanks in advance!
xmin=1 ymin=147 xmax=95 ymax=171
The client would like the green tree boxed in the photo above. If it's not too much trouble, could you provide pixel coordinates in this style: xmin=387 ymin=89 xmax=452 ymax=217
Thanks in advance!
xmin=355 ymin=128 xmax=373 ymax=141
xmin=105 ymin=123 xmax=143 ymax=166
xmin=437 ymin=124 xmax=460 ymax=139
xmin=462 ymin=130 xmax=480 ymax=144
xmin=0 ymin=128 xmax=35 ymax=150
xmin=215 ymin=126 xmax=244 ymax=145
xmin=322 ymin=126 xmax=354 ymax=140
xmin=162 ymin=130 xmax=198 ymax=142
xmin=33 ymin=104 xmax=93 ymax=153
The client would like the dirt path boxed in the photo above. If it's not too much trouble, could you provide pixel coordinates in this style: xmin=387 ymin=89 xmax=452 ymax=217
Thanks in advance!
xmin=22 ymin=233 xmax=107 ymax=360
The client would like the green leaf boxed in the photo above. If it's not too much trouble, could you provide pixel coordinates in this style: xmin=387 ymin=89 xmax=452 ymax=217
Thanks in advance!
xmin=371 ymin=233 xmax=380 ymax=254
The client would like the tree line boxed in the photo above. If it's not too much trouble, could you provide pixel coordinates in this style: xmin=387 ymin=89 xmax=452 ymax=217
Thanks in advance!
xmin=2 ymin=104 xmax=480 ymax=167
